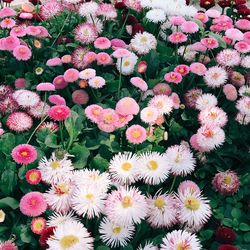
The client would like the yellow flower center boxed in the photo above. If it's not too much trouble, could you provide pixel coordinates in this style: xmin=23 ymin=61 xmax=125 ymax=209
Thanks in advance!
xmin=175 ymin=153 xmax=181 ymax=163
xmin=0 ymin=210 xmax=6 ymax=223
xmin=140 ymin=36 xmax=148 ymax=43
xmin=50 ymin=161 xmax=61 ymax=169
xmin=223 ymin=175 xmax=232 ymax=185
xmin=33 ymin=220 xmax=44 ymax=231
xmin=93 ymin=109 xmax=100 ymax=116
xmin=85 ymin=193 xmax=94 ymax=200
xmin=122 ymin=196 xmax=133 ymax=208
xmin=29 ymin=172 xmax=38 ymax=181
xmin=21 ymin=151 xmax=28 ymax=157
xmin=209 ymin=112 xmax=218 ymax=120
xmin=154 ymin=197 xmax=165 ymax=209
xmin=184 ymin=196 xmax=200 ymax=211
xmin=124 ymin=60 xmax=131 ymax=67
xmin=55 ymin=184 xmax=69 ymax=195
xmin=112 ymin=226 xmax=121 ymax=234
xmin=60 ymin=235 xmax=79 ymax=249
xmin=132 ymin=130 xmax=141 ymax=139
xmin=121 ymin=162 xmax=132 ymax=171
xmin=176 ymin=242 xmax=190 ymax=250
xmin=147 ymin=160 xmax=158 ymax=171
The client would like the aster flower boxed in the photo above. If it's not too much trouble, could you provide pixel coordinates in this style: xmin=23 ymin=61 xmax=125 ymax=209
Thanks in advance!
xmin=138 ymin=152 xmax=170 ymax=185
xmin=79 ymin=2 xmax=98 ymax=18
xmin=212 ymin=170 xmax=240 ymax=196
xmin=148 ymin=95 xmax=174 ymax=115
xmin=97 ymin=3 xmax=117 ymax=20
xmin=39 ymin=0 xmax=63 ymax=20
xmin=241 ymin=55 xmax=250 ymax=69
xmin=109 ymin=152 xmax=139 ymax=185
xmin=176 ymin=189 xmax=211 ymax=230
xmin=48 ymin=105 xmax=71 ymax=121
xmin=13 ymin=90 xmax=40 ymax=108
xmin=88 ymin=76 xmax=106 ymax=89
xmin=99 ymin=217 xmax=135 ymax=248
xmin=26 ymin=169 xmax=41 ymax=185
xmin=105 ymin=186 xmax=148 ymax=225
xmin=178 ymin=180 xmax=201 ymax=195
xmin=6 ymin=112 xmax=33 ymax=132
xmin=126 ymin=125 xmax=147 ymax=144
xmin=97 ymin=108 xmax=119 ymax=133
xmin=116 ymin=52 xmax=138 ymax=75
xmin=146 ymin=192 xmax=177 ymax=228
xmin=166 ymin=144 xmax=196 ymax=176
xmin=38 ymin=121 xmax=59 ymax=132
xmin=74 ymin=23 xmax=98 ymax=45
xmin=138 ymin=242 xmax=158 ymax=250
xmin=116 ymin=97 xmax=139 ymax=116
xmin=47 ymin=211 xmax=79 ymax=227
xmin=216 ymin=49 xmax=241 ymax=67
xmin=47 ymin=220 xmax=94 ymax=250
xmin=204 ymin=66 xmax=228 ymax=88
xmin=140 ymin=107 xmax=159 ymax=124
xmin=85 ymin=104 xmax=103 ymax=123
xmin=160 ymin=230 xmax=201 ymax=250
xmin=184 ymin=88 xmax=202 ymax=109
xmin=0 ymin=95 xmax=18 ymax=114
xmin=146 ymin=9 xmax=166 ymax=23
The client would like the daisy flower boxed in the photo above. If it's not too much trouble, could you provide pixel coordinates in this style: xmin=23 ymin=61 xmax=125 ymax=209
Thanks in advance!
xmin=105 ymin=186 xmax=148 ymax=225
xmin=88 ymin=76 xmax=106 ymax=89
xmin=31 ymin=217 xmax=46 ymax=235
xmin=160 ymin=230 xmax=201 ymax=250
xmin=47 ymin=211 xmax=79 ymax=227
xmin=38 ymin=152 xmax=74 ymax=184
xmin=148 ymin=95 xmax=174 ymax=115
xmin=97 ymin=108 xmax=119 ymax=133
xmin=26 ymin=169 xmax=41 ymax=185
xmin=109 ymin=152 xmax=139 ymax=185
xmin=97 ymin=3 xmax=117 ymax=20
xmin=138 ymin=152 xmax=170 ymax=185
xmin=204 ymin=66 xmax=228 ymax=88
xmin=47 ymin=220 xmax=93 ymax=250
xmin=216 ymin=49 xmax=241 ymax=67
xmin=140 ymin=107 xmax=159 ymax=124
xmin=48 ymin=105 xmax=71 ymax=121
xmin=99 ymin=217 xmax=135 ymax=248
xmin=71 ymin=184 xmax=107 ymax=219
xmin=11 ymin=144 xmax=37 ymax=165
xmin=130 ymin=31 xmax=157 ymax=55
xmin=130 ymin=77 xmax=148 ymax=92
xmin=166 ymin=144 xmax=196 ymax=176
xmin=116 ymin=97 xmax=140 ymax=116
xmin=126 ymin=125 xmax=147 ymax=144
xmin=0 ymin=240 xmax=18 ymax=250
xmin=198 ymin=107 xmax=228 ymax=127
xmin=6 ymin=112 xmax=33 ymax=132
xmin=13 ymin=90 xmax=40 ymax=108
xmin=85 ymin=104 xmax=103 ymax=123
xmin=195 ymin=93 xmax=218 ymax=111
xmin=72 ymin=47 xmax=89 ymax=70
xmin=116 ymin=52 xmax=138 ymax=75
xmin=146 ymin=192 xmax=177 ymax=228
xmin=79 ymin=68 xmax=96 ymax=80
xmin=39 ymin=0 xmax=63 ymax=20
xmin=184 ymin=88 xmax=203 ymax=109
xmin=138 ymin=242 xmax=158 ymax=250
xmin=176 ymin=189 xmax=211 ymax=229
xmin=178 ymin=180 xmax=201 ymax=195
xmin=29 ymin=101 xmax=50 ymax=119
xmin=13 ymin=45 xmax=32 ymax=61
xmin=78 ymin=2 xmax=99 ymax=18
xmin=146 ymin=9 xmax=166 ymax=23
xmin=74 ymin=23 xmax=98 ymax=45
xmin=241 ymin=55 xmax=250 ymax=68
xmin=178 ymin=45 xmax=197 ymax=62
xmin=235 ymin=112 xmax=250 ymax=125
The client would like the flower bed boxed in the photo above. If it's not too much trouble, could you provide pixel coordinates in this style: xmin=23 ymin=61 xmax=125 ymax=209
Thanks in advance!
xmin=0 ymin=0 xmax=250 ymax=249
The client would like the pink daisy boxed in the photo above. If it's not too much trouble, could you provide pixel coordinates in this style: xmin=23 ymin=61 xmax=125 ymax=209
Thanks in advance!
xmin=74 ymin=23 xmax=98 ymax=45
xmin=148 ymin=95 xmax=173 ymax=115
xmin=97 ymin=3 xmax=117 ymax=19
xmin=137 ymin=61 xmax=147 ymax=73
xmin=83 ymin=51 xmax=97 ymax=64
xmin=10 ymin=26 xmax=26 ymax=37
xmin=48 ymin=105 xmax=71 ymax=121
xmin=243 ymin=32 xmax=250 ymax=44
xmin=6 ymin=112 xmax=33 ymax=132
xmin=20 ymin=192 xmax=47 ymax=217
xmin=2 ymin=36 xmax=20 ymax=51
xmin=48 ymin=95 xmax=66 ymax=106
xmin=36 ymin=82 xmax=55 ymax=91
xmin=11 ymin=144 xmax=37 ymax=165
xmin=190 ymin=62 xmax=207 ymax=76
xmin=61 ymin=55 xmax=72 ymax=64
xmin=153 ymin=83 xmax=172 ymax=96
xmin=194 ymin=12 xmax=209 ymax=23
xmin=85 ymin=104 xmax=103 ymax=123
xmin=88 ymin=76 xmax=106 ymax=89
xmin=191 ymin=42 xmax=207 ymax=53
xmin=15 ymin=78 xmax=26 ymax=89
xmin=126 ymin=124 xmax=147 ymax=144
xmin=169 ymin=16 xmax=185 ymax=26
xmin=112 ymin=48 xmax=131 ymax=58
xmin=63 ymin=68 xmax=79 ymax=82
xmin=72 ymin=47 xmax=89 ymax=70
xmin=235 ymin=19 xmax=250 ymax=31
xmin=114 ymin=114 xmax=133 ymax=128
xmin=223 ymin=84 xmax=237 ymax=101
xmin=25 ymin=26 xmax=41 ymax=36
xmin=0 ymin=240 xmax=18 ymax=250
xmin=168 ymin=32 xmax=187 ymax=44
xmin=164 ymin=72 xmax=182 ymax=84
xmin=97 ymin=108 xmax=118 ymax=133
xmin=53 ymin=75 xmax=68 ymax=89
xmin=39 ymin=0 xmax=63 ymax=20
xmin=216 ymin=49 xmax=241 ymax=67
xmin=174 ymin=64 xmax=190 ymax=76
xmin=94 ymin=37 xmax=111 ymax=50
xmin=111 ymin=39 xmax=127 ymax=50
xmin=26 ymin=169 xmax=42 ymax=185
xmin=31 ymin=217 xmax=46 ymax=235
xmin=200 ymin=37 xmax=219 ymax=49
xmin=46 ymin=57 xmax=62 ymax=66
xmin=13 ymin=45 xmax=32 ymax=61
xmin=0 ymin=7 xmax=16 ymax=18
xmin=140 ymin=107 xmax=158 ymax=124
xmin=115 ymin=97 xmax=140 ymax=116
xmin=0 ymin=18 xmax=15 ymax=29
xmin=96 ymin=52 xmax=112 ymax=65
xmin=178 ymin=180 xmax=201 ymax=195
xmin=234 ymin=41 xmax=250 ymax=53
xmin=180 ymin=21 xmax=199 ymax=34
xmin=130 ymin=77 xmax=148 ymax=91
xmin=225 ymin=28 xmax=244 ymax=42
xmin=72 ymin=90 xmax=89 ymax=105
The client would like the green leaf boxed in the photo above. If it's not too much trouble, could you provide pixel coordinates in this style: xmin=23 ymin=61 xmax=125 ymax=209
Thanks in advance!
xmin=69 ymin=144 xmax=90 ymax=169
xmin=223 ymin=218 xmax=233 ymax=227
xmin=90 ymin=155 xmax=109 ymax=172
xmin=0 ymin=169 xmax=17 ymax=195
xmin=20 ymin=226 xmax=32 ymax=243
xmin=231 ymin=208 xmax=241 ymax=219
xmin=0 ymin=133 xmax=15 ymax=155
xmin=200 ymin=230 xmax=214 ymax=240
xmin=239 ymin=223 xmax=250 ymax=232
xmin=244 ymin=232 xmax=250 ymax=242
xmin=45 ymin=134 xmax=60 ymax=148
xmin=0 ymin=197 xmax=19 ymax=209
xmin=96 ymin=246 xmax=110 ymax=250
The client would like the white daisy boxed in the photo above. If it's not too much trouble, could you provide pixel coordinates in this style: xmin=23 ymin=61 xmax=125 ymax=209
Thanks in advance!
xmin=241 ymin=55 xmax=250 ymax=68
xmin=138 ymin=242 xmax=159 ymax=250
xmin=160 ymin=230 xmax=201 ymax=250
xmin=29 ymin=101 xmax=50 ymax=118
xmin=79 ymin=2 xmax=99 ymax=18
xmin=176 ymin=190 xmax=211 ymax=230
xmin=236 ymin=96 xmax=250 ymax=116
xmin=146 ymin=192 xmax=177 ymax=228
xmin=235 ymin=112 xmax=250 ymax=125
xmin=204 ymin=66 xmax=228 ymax=88
xmin=71 ymin=184 xmax=107 ymax=219
xmin=105 ymin=186 xmax=148 ymax=225
xmin=116 ymin=52 xmax=138 ymax=75
xmin=138 ymin=152 xmax=170 ymax=185
xmin=195 ymin=93 xmax=218 ymax=111
xmin=38 ymin=152 xmax=74 ymax=184
xmin=130 ymin=31 xmax=157 ymax=55
xmin=148 ymin=95 xmax=174 ymax=115
xmin=13 ymin=90 xmax=40 ymax=108
xmin=47 ymin=220 xmax=94 ymax=250
xmin=178 ymin=45 xmax=197 ymax=62
xmin=86 ymin=16 xmax=104 ymax=34
xmin=109 ymin=152 xmax=139 ymax=185
xmin=99 ymin=217 xmax=135 ymax=248
xmin=146 ymin=9 xmax=166 ymax=23
xmin=166 ymin=145 xmax=196 ymax=176
xmin=239 ymin=85 xmax=250 ymax=97
xmin=140 ymin=0 xmax=164 ymax=9
xmin=47 ymin=211 xmax=79 ymax=227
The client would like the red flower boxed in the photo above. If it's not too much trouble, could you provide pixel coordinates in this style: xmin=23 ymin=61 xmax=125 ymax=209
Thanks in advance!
xmin=123 ymin=14 xmax=138 ymax=25
xmin=200 ymin=0 xmax=215 ymax=9
xmin=115 ymin=2 xmax=126 ymax=9
xmin=216 ymin=227 xmax=237 ymax=244
xmin=39 ymin=227 xmax=55 ymax=249
xmin=218 ymin=0 xmax=231 ymax=8
xmin=217 ymin=244 xmax=238 ymax=250
xmin=235 ymin=0 xmax=246 ymax=5
xmin=132 ymin=23 xmax=144 ymax=36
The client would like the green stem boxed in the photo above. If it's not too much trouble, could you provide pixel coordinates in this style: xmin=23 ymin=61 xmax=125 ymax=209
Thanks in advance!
xmin=66 ymin=135 xmax=74 ymax=151
xmin=117 ymin=58 xmax=123 ymax=99
xmin=117 ymin=10 xmax=129 ymax=37
xmin=59 ymin=121 xmax=65 ymax=149
xmin=41 ymin=92 xmax=47 ymax=122
xmin=169 ymin=176 xmax=177 ymax=192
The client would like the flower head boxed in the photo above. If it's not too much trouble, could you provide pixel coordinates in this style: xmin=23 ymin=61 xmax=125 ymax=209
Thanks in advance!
xmin=13 ymin=45 xmax=32 ymax=61
xmin=126 ymin=125 xmax=147 ymax=144
xmin=48 ymin=105 xmax=71 ymax=121
xmin=31 ymin=217 xmax=46 ymax=234
xmin=26 ymin=169 xmax=42 ymax=185
xmin=6 ymin=112 xmax=33 ymax=132
xmin=116 ymin=97 xmax=139 ymax=116
xmin=12 ymin=144 xmax=37 ymax=165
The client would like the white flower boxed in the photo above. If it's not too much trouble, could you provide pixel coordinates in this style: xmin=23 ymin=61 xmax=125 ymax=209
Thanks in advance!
xmin=47 ymin=220 xmax=94 ymax=250
xmin=241 ymin=55 xmax=250 ymax=68
xmin=47 ymin=212 xmax=79 ymax=227
xmin=235 ymin=112 xmax=250 ymax=125
xmin=239 ymin=85 xmax=250 ymax=97
xmin=148 ymin=95 xmax=174 ymax=115
xmin=195 ymin=93 xmax=218 ymax=111
xmin=166 ymin=145 xmax=196 ymax=176
xmin=13 ymin=90 xmax=40 ymax=108
xmin=99 ymin=217 xmax=135 ymax=248
xmin=204 ymin=66 xmax=228 ymax=88
xmin=236 ymin=96 xmax=250 ymax=116
xmin=138 ymin=242 xmax=159 ymax=250
xmin=178 ymin=45 xmax=197 ymax=62
xmin=116 ymin=52 xmax=138 ymax=75
xmin=138 ymin=152 xmax=170 ymax=185
xmin=79 ymin=2 xmax=99 ymax=18
xmin=146 ymin=9 xmax=166 ymax=23
xmin=130 ymin=32 xmax=157 ymax=55
xmin=0 ymin=210 xmax=5 ymax=223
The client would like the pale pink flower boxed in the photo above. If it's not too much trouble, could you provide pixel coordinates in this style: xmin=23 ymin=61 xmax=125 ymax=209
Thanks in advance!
xmin=194 ymin=12 xmax=209 ymax=23
xmin=168 ymin=32 xmax=187 ymax=44
xmin=190 ymin=134 xmax=207 ymax=152
xmin=6 ymin=112 xmax=33 ymax=132
xmin=88 ymin=76 xmax=106 ymax=89
xmin=96 ymin=52 xmax=112 ymax=65
xmin=140 ymin=107 xmax=158 ymax=124
xmin=46 ymin=57 xmax=62 ymax=66
xmin=48 ymin=95 xmax=66 ymax=106
xmin=114 ymin=114 xmax=133 ymax=128
xmin=223 ymin=84 xmax=237 ymax=101
xmin=63 ymin=68 xmax=79 ymax=82
xmin=1 ymin=36 xmax=20 ymax=51
xmin=130 ymin=77 xmax=148 ymax=91
xmin=169 ymin=16 xmax=186 ymax=26
xmin=61 ymin=55 xmax=72 ymax=64
xmin=36 ymin=82 xmax=55 ymax=91
xmin=25 ymin=26 xmax=41 ymax=36
xmin=191 ymin=42 xmax=207 ymax=52
xmin=170 ymin=93 xmax=181 ymax=109
xmin=85 ymin=104 xmax=103 ymax=123
xmin=126 ymin=125 xmax=147 ymax=144
xmin=13 ymin=45 xmax=32 ymax=61
xmin=98 ymin=108 xmax=118 ymax=133
xmin=0 ymin=18 xmax=15 ymax=29
xmin=225 ymin=28 xmax=244 ymax=42
xmin=234 ymin=41 xmax=250 ymax=53
xmin=79 ymin=68 xmax=96 ymax=80
xmin=83 ymin=51 xmax=97 ymax=64
xmin=97 ymin=3 xmax=117 ymax=19
xmin=19 ymin=12 xmax=33 ymax=19
xmin=243 ymin=31 xmax=250 ymax=44
xmin=15 ymin=78 xmax=26 ymax=89
xmin=111 ymin=38 xmax=127 ymax=50
xmin=39 ymin=0 xmax=63 ymax=20
xmin=0 ymin=240 xmax=18 ymax=250
xmin=53 ymin=75 xmax=68 ymax=89
xmin=190 ymin=62 xmax=207 ymax=76
xmin=235 ymin=19 xmax=250 ymax=31
xmin=10 ymin=26 xmax=26 ymax=37
xmin=94 ymin=37 xmax=111 ymax=49
xmin=178 ymin=180 xmax=200 ymax=195
xmin=112 ymin=48 xmax=131 ymax=58
xmin=216 ymin=49 xmax=241 ymax=67
xmin=0 ymin=7 xmax=16 ymax=18
xmin=181 ymin=21 xmax=199 ymax=34
xmin=200 ymin=37 xmax=219 ymax=49
xmin=174 ymin=65 xmax=190 ymax=76
xmin=36 ymin=26 xmax=49 ymax=38
xmin=153 ymin=83 xmax=172 ymax=96
xmin=74 ymin=23 xmax=98 ymax=45
xmin=164 ymin=72 xmax=182 ymax=84
xmin=206 ymin=9 xmax=221 ymax=18
xmin=115 ymin=97 xmax=139 ymax=116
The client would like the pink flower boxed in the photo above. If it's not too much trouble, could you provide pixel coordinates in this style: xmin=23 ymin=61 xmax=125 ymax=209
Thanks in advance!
xmin=170 ymin=93 xmax=181 ymax=109
xmin=53 ymin=75 xmax=68 ymax=89
xmin=116 ymin=97 xmax=140 ymax=116
xmin=164 ymin=72 xmax=182 ymax=84
xmin=223 ymin=84 xmax=237 ymax=101
xmin=6 ymin=112 xmax=33 ymax=132
xmin=205 ymin=9 xmax=221 ymax=18
xmin=97 ymin=108 xmax=118 ymax=133
xmin=74 ymin=23 xmax=98 ymax=45
xmin=2 ymin=36 xmax=20 ymax=51
xmin=181 ymin=21 xmax=199 ymax=33
xmin=11 ymin=144 xmax=37 ymax=165
xmin=137 ymin=61 xmax=147 ymax=73
xmin=31 ymin=217 xmax=46 ymax=235
xmin=168 ymin=32 xmax=187 ymax=44
xmin=96 ymin=52 xmax=112 ymax=65
xmin=190 ymin=62 xmax=207 ymax=76
xmin=25 ymin=26 xmax=41 ymax=36
xmin=191 ymin=42 xmax=207 ymax=52
xmin=112 ymin=48 xmax=131 ymax=58
xmin=194 ymin=12 xmax=209 ymax=23
xmin=36 ymin=82 xmax=55 ymax=91
xmin=243 ymin=31 xmax=250 ymax=44
xmin=10 ymin=26 xmax=26 ymax=37
xmin=48 ymin=105 xmax=71 ymax=121
xmin=19 ymin=12 xmax=33 ymax=19
xmin=235 ymin=19 xmax=250 ymax=31
xmin=0 ymin=18 xmax=15 ymax=29
xmin=36 ymin=26 xmax=49 ymax=38
xmin=83 ymin=52 xmax=97 ymax=64
xmin=178 ymin=180 xmax=200 ymax=194
xmin=88 ymin=76 xmax=106 ymax=89
xmin=48 ymin=95 xmax=66 ymax=105
xmin=94 ymin=37 xmax=111 ymax=50
xmin=140 ymin=107 xmax=158 ymax=124
xmin=0 ymin=240 xmax=18 ymax=250
xmin=169 ymin=16 xmax=185 ymax=26
xmin=85 ymin=104 xmax=103 ymax=123
xmin=20 ymin=192 xmax=47 ymax=217
xmin=13 ymin=45 xmax=32 ymax=61
xmin=63 ymin=68 xmax=79 ymax=82
xmin=153 ymin=83 xmax=172 ymax=96
xmin=0 ymin=7 xmax=16 ymax=18
xmin=126 ymin=125 xmax=147 ymax=144
xmin=72 ymin=90 xmax=89 ymax=104
xmin=61 ymin=55 xmax=72 ymax=64
xmin=111 ymin=38 xmax=127 ymax=49
xmin=174 ymin=64 xmax=190 ymax=76
xmin=130 ymin=77 xmax=148 ymax=91
xmin=15 ymin=78 xmax=26 ymax=89
xmin=225 ymin=28 xmax=244 ymax=42
xmin=26 ymin=169 xmax=42 ymax=185
xmin=200 ymin=37 xmax=219 ymax=49
xmin=46 ymin=57 xmax=62 ymax=66
xmin=223 ymin=36 xmax=233 ymax=45
xmin=234 ymin=41 xmax=250 ymax=53
xmin=114 ymin=114 xmax=133 ymax=128
xmin=190 ymin=134 xmax=207 ymax=152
